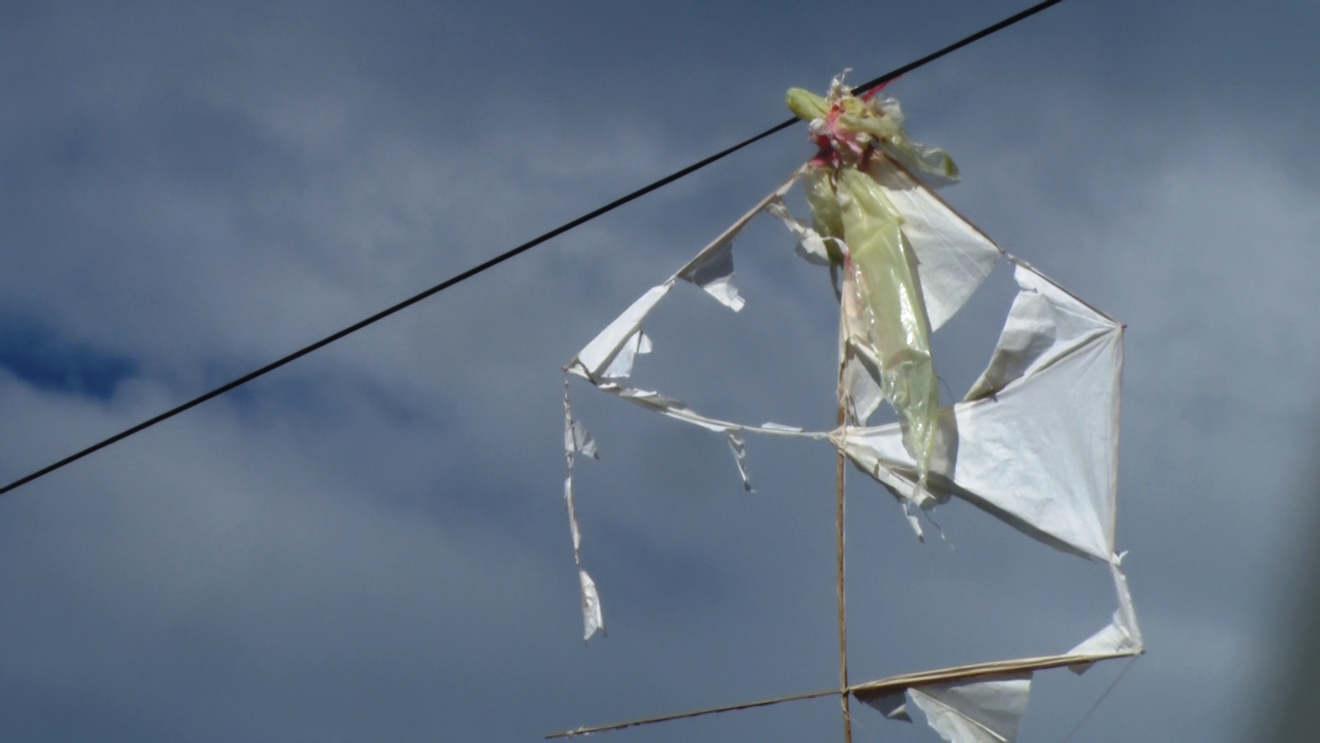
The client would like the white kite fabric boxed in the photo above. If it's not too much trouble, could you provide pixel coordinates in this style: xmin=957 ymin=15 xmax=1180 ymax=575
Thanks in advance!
xmin=558 ymin=86 xmax=1142 ymax=741
xmin=856 ymin=675 xmax=1032 ymax=743
xmin=858 ymin=675 xmax=1033 ymax=743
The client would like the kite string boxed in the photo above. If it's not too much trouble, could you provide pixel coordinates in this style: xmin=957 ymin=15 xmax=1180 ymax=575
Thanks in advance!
xmin=1059 ymin=655 xmax=1138 ymax=743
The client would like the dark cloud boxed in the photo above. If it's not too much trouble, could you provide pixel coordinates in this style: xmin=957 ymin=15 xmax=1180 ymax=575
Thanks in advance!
xmin=0 ymin=315 xmax=137 ymax=399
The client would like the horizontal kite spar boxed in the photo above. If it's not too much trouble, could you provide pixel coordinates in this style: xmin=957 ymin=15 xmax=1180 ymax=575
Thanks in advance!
xmin=546 ymin=650 xmax=1142 ymax=739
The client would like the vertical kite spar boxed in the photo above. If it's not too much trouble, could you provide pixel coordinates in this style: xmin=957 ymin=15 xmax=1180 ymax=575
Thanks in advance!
xmin=553 ymin=77 xmax=1142 ymax=743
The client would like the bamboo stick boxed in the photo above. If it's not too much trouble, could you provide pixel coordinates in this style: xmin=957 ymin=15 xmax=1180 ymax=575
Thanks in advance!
xmin=543 ymin=650 xmax=1141 ymax=738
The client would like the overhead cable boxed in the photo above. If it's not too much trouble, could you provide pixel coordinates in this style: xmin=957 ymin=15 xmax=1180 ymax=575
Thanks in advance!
xmin=0 ymin=0 xmax=1065 ymax=498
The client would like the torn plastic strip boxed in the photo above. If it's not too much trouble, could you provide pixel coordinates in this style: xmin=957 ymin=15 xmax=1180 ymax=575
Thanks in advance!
xmin=759 ymin=422 xmax=805 ymax=432
xmin=726 ymin=431 xmax=752 ymax=492
xmin=568 ymin=368 xmax=829 ymax=442
xmin=673 ymin=169 xmax=804 ymax=311
xmin=562 ymin=377 xmax=583 ymax=552
xmin=563 ymin=475 xmax=582 ymax=553
xmin=607 ymin=386 xmax=743 ymax=434
xmin=589 ymin=378 xmax=825 ymax=491
xmin=963 ymin=288 xmax=1058 ymax=401
xmin=598 ymin=386 xmax=830 ymax=440
xmin=579 ymin=569 xmax=605 ymax=643
xmin=562 ymin=375 xmax=605 ymax=642
xmin=678 ymin=239 xmax=745 ymax=311
xmin=767 ymin=197 xmax=837 ymax=268
xmin=571 ymin=169 xmax=806 ymax=385
xmin=568 ymin=365 xmax=828 ymax=495
xmin=565 ymin=406 xmax=599 ymax=460
xmin=785 ymin=150 xmax=948 ymax=509
xmin=1111 ymin=562 xmax=1143 ymax=650
xmin=1067 ymin=562 xmax=1143 ymax=673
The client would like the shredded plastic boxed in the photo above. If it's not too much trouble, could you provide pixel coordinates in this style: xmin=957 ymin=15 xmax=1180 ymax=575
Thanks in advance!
xmin=787 ymin=74 xmax=950 ymax=503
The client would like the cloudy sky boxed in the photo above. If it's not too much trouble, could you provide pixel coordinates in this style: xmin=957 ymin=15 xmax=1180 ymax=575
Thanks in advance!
xmin=2 ymin=0 xmax=1318 ymax=740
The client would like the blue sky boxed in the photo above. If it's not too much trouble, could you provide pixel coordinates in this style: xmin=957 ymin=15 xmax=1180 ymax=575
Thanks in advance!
xmin=1 ymin=1 xmax=1318 ymax=740
xmin=0 ymin=314 xmax=136 ymax=399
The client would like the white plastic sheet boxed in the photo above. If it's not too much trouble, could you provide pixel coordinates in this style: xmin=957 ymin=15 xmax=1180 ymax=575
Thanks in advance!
xmin=965 ymin=263 xmax=1116 ymax=401
xmin=866 ymin=155 xmax=1001 ymax=332
xmin=859 ymin=689 xmax=912 ymax=721
xmin=678 ymin=239 xmax=745 ymax=311
xmin=675 ymin=169 xmax=802 ymax=312
xmin=1070 ymin=562 xmax=1143 ymax=668
xmin=906 ymin=674 xmax=1032 ymax=743
xmin=604 ymin=384 xmax=743 ymax=434
xmin=726 ymin=431 xmax=752 ymax=491
xmin=1112 ymin=562 xmax=1143 ymax=649
xmin=835 ymin=262 xmax=1124 ymax=562
xmin=565 ymin=420 xmax=599 ymax=461
xmin=767 ymin=198 xmax=833 ymax=267
xmin=574 ymin=283 xmax=673 ymax=379
xmin=841 ymin=351 xmax=884 ymax=425
xmin=579 ymin=569 xmax=605 ymax=642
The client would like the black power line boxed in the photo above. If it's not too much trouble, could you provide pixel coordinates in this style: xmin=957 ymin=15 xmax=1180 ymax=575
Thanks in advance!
xmin=0 ymin=0 xmax=1065 ymax=498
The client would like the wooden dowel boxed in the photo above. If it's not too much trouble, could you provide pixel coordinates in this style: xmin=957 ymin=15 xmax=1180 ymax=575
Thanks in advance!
xmin=545 ymin=688 xmax=838 ymax=738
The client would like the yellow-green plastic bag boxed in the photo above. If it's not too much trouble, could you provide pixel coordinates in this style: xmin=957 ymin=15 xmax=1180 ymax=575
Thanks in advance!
xmin=788 ymin=76 xmax=952 ymax=503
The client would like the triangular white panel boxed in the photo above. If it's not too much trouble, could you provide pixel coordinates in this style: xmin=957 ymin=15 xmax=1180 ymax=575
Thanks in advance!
xmin=678 ymin=239 xmax=745 ymax=311
xmin=574 ymin=283 xmax=673 ymax=378
xmin=858 ymin=689 xmax=912 ymax=721
xmin=907 ymin=674 xmax=1032 ymax=743
xmin=966 ymin=264 xmax=1117 ymax=400
xmin=1069 ymin=565 xmax=1143 ymax=670
xmin=836 ymin=265 xmax=1124 ymax=561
